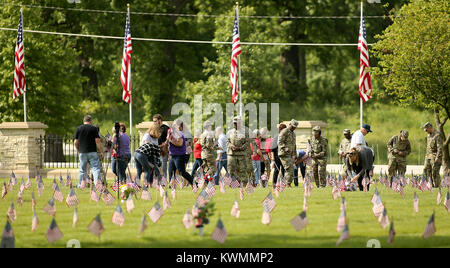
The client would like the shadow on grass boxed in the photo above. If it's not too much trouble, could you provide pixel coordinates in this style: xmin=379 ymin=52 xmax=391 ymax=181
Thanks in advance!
xmin=78 ymin=233 xmax=450 ymax=248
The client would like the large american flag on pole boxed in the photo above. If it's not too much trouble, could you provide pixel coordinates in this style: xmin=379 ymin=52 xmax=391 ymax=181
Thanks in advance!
xmin=357 ymin=16 xmax=372 ymax=102
xmin=13 ymin=9 xmax=26 ymax=100
xmin=120 ymin=8 xmax=132 ymax=104
xmin=230 ymin=6 xmax=241 ymax=104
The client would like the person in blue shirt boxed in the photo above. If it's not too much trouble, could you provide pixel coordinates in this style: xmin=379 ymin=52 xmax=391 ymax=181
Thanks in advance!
xmin=293 ymin=149 xmax=308 ymax=186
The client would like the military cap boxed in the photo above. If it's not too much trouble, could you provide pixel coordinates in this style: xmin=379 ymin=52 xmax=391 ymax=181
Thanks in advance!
xmin=312 ymin=126 xmax=321 ymax=132
xmin=343 ymin=129 xmax=351 ymax=134
xmin=422 ymin=122 xmax=432 ymax=130
xmin=233 ymin=116 xmax=241 ymax=123
xmin=203 ymin=121 xmax=212 ymax=129
xmin=289 ymin=119 xmax=299 ymax=128
xmin=400 ymin=130 xmax=409 ymax=139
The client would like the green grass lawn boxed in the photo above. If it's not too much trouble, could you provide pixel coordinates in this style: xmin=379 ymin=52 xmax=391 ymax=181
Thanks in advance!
xmin=1 ymin=178 xmax=449 ymax=248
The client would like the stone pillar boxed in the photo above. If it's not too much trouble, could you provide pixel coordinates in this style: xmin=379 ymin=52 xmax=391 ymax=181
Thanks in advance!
xmin=0 ymin=122 xmax=48 ymax=178
xmin=281 ymin=120 xmax=327 ymax=151
xmin=135 ymin=121 xmax=173 ymax=144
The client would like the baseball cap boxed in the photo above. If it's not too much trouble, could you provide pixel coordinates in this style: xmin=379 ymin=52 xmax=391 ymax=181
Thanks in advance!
xmin=362 ymin=124 xmax=372 ymax=133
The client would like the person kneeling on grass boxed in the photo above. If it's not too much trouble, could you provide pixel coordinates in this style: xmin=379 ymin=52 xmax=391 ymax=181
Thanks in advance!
xmin=342 ymin=147 xmax=374 ymax=191
xmin=134 ymin=141 xmax=162 ymax=186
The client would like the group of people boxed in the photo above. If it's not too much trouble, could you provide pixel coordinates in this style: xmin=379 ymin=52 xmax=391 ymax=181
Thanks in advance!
xmin=73 ymin=114 xmax=445 ymax=192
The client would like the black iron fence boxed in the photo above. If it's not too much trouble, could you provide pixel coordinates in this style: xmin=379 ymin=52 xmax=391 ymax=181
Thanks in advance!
xmin=36 ymin=134 xmax=141 ymax=169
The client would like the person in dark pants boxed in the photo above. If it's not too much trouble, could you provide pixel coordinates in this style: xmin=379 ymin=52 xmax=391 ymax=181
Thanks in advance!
xmin=153 ymin=114 xmax=170 ymax=179
xmin=134 ymin=142 xmax=161 ymax=185
xmin=191 ymin=130 xmax=203 ymax=178
xmin=167 ymin=119 xmax=195 ymax=186
xmin=111 ymin=123 xmax=131 ymax=183
xmin=294 ymin=150 xmax=308 ymax=187
xmin=344 ymin=147 xmax=374 ymax=191
xmin=271 ymin=124 xmax=287 ymax=188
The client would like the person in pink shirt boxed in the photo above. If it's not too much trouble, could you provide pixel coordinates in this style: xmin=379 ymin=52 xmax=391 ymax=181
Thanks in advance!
xmin=251 ymin=129 xmax=264 ymax=185
xmin=190 ymin=129 xmax=203 ymax=178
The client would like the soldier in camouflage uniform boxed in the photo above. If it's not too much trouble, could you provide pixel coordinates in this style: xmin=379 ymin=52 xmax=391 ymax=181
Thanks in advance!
xmin=200 ymin=121 xmax=217 ymax=178
xmin=227 ymin=117 xmax=249 ymax=184
xmin=309 ymin=126 xmax=328 ymax=188
xmin=423 ymin=122 xmax=443 ymax=188
xmin=338 ymin=129 xmax=352 ymax=177
xmin=278 ymin=119 xmax=298 ymax=186
xmin=387 ymin=130 xmax=411 ymax=179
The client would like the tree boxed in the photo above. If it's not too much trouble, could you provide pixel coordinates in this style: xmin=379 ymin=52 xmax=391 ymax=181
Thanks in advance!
xmin=372 ymin=0 xmax=450 ymax=172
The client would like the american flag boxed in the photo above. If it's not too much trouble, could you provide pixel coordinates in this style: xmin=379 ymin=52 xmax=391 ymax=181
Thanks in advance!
xmin=7 ymin=203 xmax=16 ymax=223
xmin=211 ymin=219 xmax=228 ymax=244
xmin=19 ymin=179 xmax=25 ymax=193
xmin=444 ymin=191 xmax=450 ymax=213
xmin=66 ymin=188 xmax=79 ymax=208
xmin=24 ymin=177 xmax=31 ymax=189
xmin=121 ymin=8 xmax=132 ymax=104
xmin=1 ymin=183 xmax=7 ymax=199
xmin=8 ymin=179 xmax=13 ymax=192
xmin=112 ymin=204 xmax=125 ymax=227
xmin=261 ymin=208 xmax=271 ymax=225
xmin=43 ymin=198 xmax=56 ymax=217
xmin=340 ymin=197 xmax=347 ymax=211
xmin=372 ymin=196 xmax=384 ymax=217
xmin=72 ymin=208 xmax=78 ymax=228
xmin=197 ymin=190 xmax=210 ymax=206
xmin=46 ymin=219 xmax=63 ymax=243
xmin=65 ymin=174 xmax=72 ymax=188
xmin=387 ymin=220 xmax=396 ymax=243
xmin=230 ymin=6 xmax=241 ymax=104
xmin=148 ymin=202 xmax=163 ymax=223
xmin=371 ymin=188 xmax=379 ymax=205
xmin=96 ymin=180 xmax=105 ymax=193
xmin=31 ymin=191 xmax=36 ymax=208
xmin=171 ymin=187 xmax=176 ymax=200
xmin=32 ymin=210 xmax=39 ymax=232
xmin=11 ymin=172 xmax=17 ymax=186
xmin=219 ymin=179 xmax=226 ymax=194
xmin=239 ymin=184 xmax=244 ymax=201
xmin=192 ymin=202 xmax=200 ymax=217
xmin=336 ymin=224 xmax=350 ymax=246
xmin=230 ymin=177 xmax=240 ymax=189
xmin=112 ymin=180 xmax=120 ymax=192
xmin=163 ymin=191 xmax=171 ymax=210
xmin=262 ymin=192 xmax=276 ymax=213
xmin=422 ymin=213 xmax=436 ymax=239
xmin=192 ymin=182 xmax=198 ymax=193
xmin=205 ymin=182 xmax=216 ymax=198
xmin=230 ymin=200 xmax=239 ymax=218
xmin=90 ymin=186 xmax=100 ymax=202
xmin=88 ymin=214 xmax=104 ymax=238
xmin=337 ymin=209 xmax=347 ymax=232
xmin=413 ymin=192 xmax=419 ymax=213
xmin=159 ymin=185 xmax=165 ymax=198
xmin=1 ymin=221 xmax=15 ymax=248
xmin=332 ymin=186 xmax=341 ymax=200
xmin=304 ymin=182 xmax=311 ymax=197
xmin=140 ymin=186 xmax=152 ymax=201
xmin=161 ymin=176 xmax=168 ymax=187
xmin=182 ymin=210 xmax=194 ymax=229
xmin=13 ymin=9 xmax=26 ymax=100
xmin=59 ymin=174 xmax=64 ymax=186
xmin=224 ymin=175 xmax=232 ymax=187
xmin=102 ymin=189 xmax=115 ymax=206
xmin=378 ymin=207 xmax=389 ymax=229
xmin=362 ymin=176 xmax=369 ymax=192
xmin=126 ymin=195 xmax=135 ymax=213
xmin=291 ymin=211 xmax=308 ymax=231
xmin=245 ymin=181 xmax=255 ymax=194
xmin=357 ymin=16 xmax=372 ymax=103
xmin=35 ymin=171 xmax=40 ymax=183
xmin=53 ymin=184 xmax=64 ymax=203
xmin=52 ymin=178 xmax=57 ymax=191
xmin=17 ymin=190 xmax=23 ymax=206
xmin=437 ymin=188 xmax=442 ymax=205
xmin=139 ymin=213 xmax=147 ymax=235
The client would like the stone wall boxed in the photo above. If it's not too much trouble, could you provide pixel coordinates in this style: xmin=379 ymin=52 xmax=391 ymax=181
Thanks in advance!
xmin=0 ymin=122 xmax=47 ymax=177
xmin=281 ymin=121 xmax=327 ymax=151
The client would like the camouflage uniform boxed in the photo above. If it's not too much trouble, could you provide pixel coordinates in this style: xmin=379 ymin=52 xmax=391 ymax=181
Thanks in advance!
xmin=309 ymin=126 xmax=328 ymax=187
xmin=278 ymin=120 xmax=298 ymax=185
xmin=387 ymin=130 xmax=411 ymax=178
xmin=423 ymin=122 xmax=443 ymax=187
xmin=200 ymin=125 xmax=217 ymax=177
xmin=227 ymin=118 xmax=249 ymax=183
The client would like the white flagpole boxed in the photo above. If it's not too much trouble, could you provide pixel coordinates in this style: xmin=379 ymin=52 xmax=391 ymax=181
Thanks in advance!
xmin=128 ymin=4 xmax=133 ymax=153
xmin=359 ymin=1 xmax=363 ymax=129
xmin=237 ymin=2 xmax=242 ymax=119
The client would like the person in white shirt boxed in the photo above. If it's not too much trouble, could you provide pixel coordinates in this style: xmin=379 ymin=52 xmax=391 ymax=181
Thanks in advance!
xmin=350 ymin=124 xmax=372 ymax=149
xmin=214 ymin=126 xmax=229 ymax=185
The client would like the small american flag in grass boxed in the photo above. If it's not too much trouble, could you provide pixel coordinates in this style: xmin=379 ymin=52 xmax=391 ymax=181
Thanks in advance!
xmin=336 ymin=224 xmax=350 ymax=246
xmin=139 ymin=213 xmax=147 ymax=235
xmin=31 ymin=210 xmax=39 ymax=232
xmin=372 ymin=196 xmax=384 ymax=217
xmin=53 ymin=184 xmax=64 ymax=203
xmin=337 ymin=209 xmax=346 ymax=233
xmin=230 ymin=177 xmax=240 ymax=189
xmin=163 ymin=191 xmax=171 ymax=211
xmin=211 ymin=218 xmax=227 ymax=244
xmin=112 ymin=204 xmax=125 ymax=227
xmin=46 ymin=218 xmax=63 ymax=244
xmin=387 ymin=219 xmax=396 ymax=243
xmin=66 ymin=188 xmax=79 ymax=208
xmin=148 ymin=202 xmax=164 ymax=223
xmin=182 ymin=210 xmax=194 ymax=229
xmin=261 ymin=208 xmax=271 ymax=226
xmin=1 ymin=221 xmax=15 ymax=248
xmin=24 ymin=177 xmax=31 ymax=189
xmin=43 ymin=198 xmax=56 ymax=217
xmin=230 ymin=200 xmax=240 ymax=218
xmin=378 ymin=207 xmax=389 ymax=229
xmin=291 ymin=211 xmax=308 ymax=231
xmin=444 ymin=191 xmax=450 ymax=213
xmin=413 ymin=192 xmax=419 ymax=213
xmin=332 ymin=186 xmax=341 ymax=200
xmin=90 ymin=186 xmax=99 ymax=203
xmin=37 ymin=177 xmax=44 ymax=196
xmin=72 ymin=208 xmax=78 ymax=228
xmin=197 ymin=190 xmax=210 ymax=206
xmin=102 ymin=189 xmax=115 ymax=206
xmin=205 ymin=181 xmax=216 ymax=198
xmin=88 ymin=214 xmax=104 ymax=238
xmin=261 ymin=192 xmax=276 ymax=213
xmin=7 ymin=203 xmax=16 ymax=223
xmin=437 ymin=188 xmax=442 ymax=205
xmin=126 ymin=195 xmax=135 ymax=213
xmin=140 ymin=186 xmax=151 ymax=201
xmin=422 ymin=212 xmax=436 ymax=239
xmin=245 ymin=180 xmax=255 ymax=194
xmin=1 ymin=183 xmax=7 ymax=199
